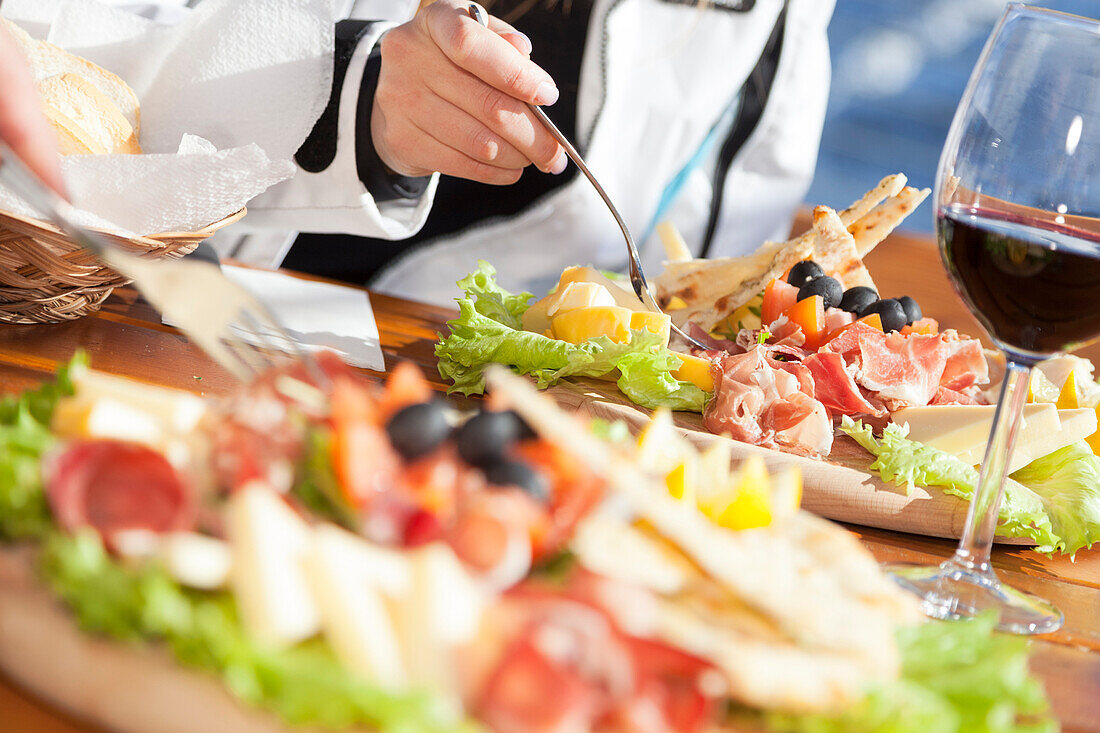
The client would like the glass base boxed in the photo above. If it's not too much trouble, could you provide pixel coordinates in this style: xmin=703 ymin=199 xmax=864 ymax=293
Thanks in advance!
xmin=886 ymin=556 xmax=1064 ymax=635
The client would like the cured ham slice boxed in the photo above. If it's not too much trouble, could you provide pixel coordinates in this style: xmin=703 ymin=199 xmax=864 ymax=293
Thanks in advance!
xmin=45 ymin=440 xmax=194 ymax=542
xmin=822 ymin=325 xmax=988 ymax=411
xmin=803 ymin=352 xmax=883 ymax=417
xmin=939 ymin=335 xmax=989 ymax=392
xmin=704 ymin=348 xmax=833 ymax=455
xmin=930 ymin=385 xmax=984 ymax=406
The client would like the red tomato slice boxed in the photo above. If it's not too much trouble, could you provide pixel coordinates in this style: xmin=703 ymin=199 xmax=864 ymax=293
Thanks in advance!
xmin=331 ymin=420 xmax=399 ymax=507
xmin=377 ymin=362 xmax=434 ymax=421
xmin=478 ymin=633 xmax=603 ymax=733
xmin=761 ymin=278 xmax=799 ymax=327
xmin=901 ymin=317 xmax=939 ymax=336
xmin=513 ymin=440 xmax=604 ymax=558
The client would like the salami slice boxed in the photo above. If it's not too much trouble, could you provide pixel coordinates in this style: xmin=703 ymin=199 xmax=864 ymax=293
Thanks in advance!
xmin=45 ymin=441 xmax=194 ymax=541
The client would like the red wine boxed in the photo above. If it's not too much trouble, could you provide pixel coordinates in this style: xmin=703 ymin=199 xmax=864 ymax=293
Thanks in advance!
xmin=939 ymin=205 xmax=1100 ymax=355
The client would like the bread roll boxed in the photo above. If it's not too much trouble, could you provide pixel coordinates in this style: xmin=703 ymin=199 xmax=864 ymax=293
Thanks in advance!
xmin=2 ymin=17 xmax=142 ymax=156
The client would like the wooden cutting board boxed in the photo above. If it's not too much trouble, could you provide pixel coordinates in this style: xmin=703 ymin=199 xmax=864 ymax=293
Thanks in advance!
xmin=545 ymin=378 xmax=1032 ymax=545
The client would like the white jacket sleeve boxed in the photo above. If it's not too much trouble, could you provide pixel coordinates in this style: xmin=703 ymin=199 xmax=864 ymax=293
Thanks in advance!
xmin=240 ymin=20 xmax=439 ymax=240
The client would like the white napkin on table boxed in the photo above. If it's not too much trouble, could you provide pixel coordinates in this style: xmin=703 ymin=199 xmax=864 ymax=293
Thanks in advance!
xmin=194 ymin=265 xmax=386 ymax=373
xmin=0 ymin=0 xmax=334 ymax=236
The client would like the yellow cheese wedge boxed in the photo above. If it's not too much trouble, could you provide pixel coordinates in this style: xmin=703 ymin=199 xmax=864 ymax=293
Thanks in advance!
xmin=1087 ymin=406 xmax=1100 ymax=456
xmin=672 ymin=353 xmax=714 ymax=393
xmin=666 ymin=296 xmax=688 ymax=310
xmin=629 ymin=310 xmax=671 ymax=345
xmin=665 ymin=461 xmax=694 ymax=502
xmin=551 ymin=305 xmax=632 ymax=344
xmin=1057 ymin=374 xmax=1080 ymax=409
xmin=521 ymin=297 xmax=552 ymax=334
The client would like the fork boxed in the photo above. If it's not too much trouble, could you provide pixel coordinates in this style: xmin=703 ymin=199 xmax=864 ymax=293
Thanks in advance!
xmin=0 ymin=141 xmax=317 ymax=384
xmin=465 ymin=4 xmax=708 ymax=351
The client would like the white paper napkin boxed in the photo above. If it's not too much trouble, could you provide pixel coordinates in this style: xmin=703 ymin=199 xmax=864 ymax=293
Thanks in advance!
xmin=204 ymin=265 xmax=386 ymax=373
xmin=0 ymin=0 xmax=334 ymax=236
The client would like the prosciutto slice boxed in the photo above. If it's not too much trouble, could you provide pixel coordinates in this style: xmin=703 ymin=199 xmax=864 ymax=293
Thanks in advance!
xmin=822 ymin=325 xmax=988 ymax=410
xmin=803 ymin=351 xmax=883 ymax=417
xmin=704 ymin=348 xmax=833 ymax=455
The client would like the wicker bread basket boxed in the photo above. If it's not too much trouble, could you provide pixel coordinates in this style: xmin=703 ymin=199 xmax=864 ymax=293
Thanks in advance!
xmin=0 ymin=207 xmax=246 ymax=324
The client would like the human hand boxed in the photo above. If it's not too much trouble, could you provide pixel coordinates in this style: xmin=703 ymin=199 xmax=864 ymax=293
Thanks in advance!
xmin=0 ymin=23 xmax=64 ymax=195
xmin=372 ymin=0 xmax=566 ymax=185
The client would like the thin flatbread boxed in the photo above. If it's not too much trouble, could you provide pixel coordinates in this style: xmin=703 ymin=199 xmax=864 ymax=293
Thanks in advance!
xmin=839 ymin=174 xmax=907 ymax=227
xmin=809 ymin=205 xmax=876 ymax=291
xmin=850 ymin=186 xmax=931 ymax=257
xmin=656 ymin=236 xmax=814 ymax=331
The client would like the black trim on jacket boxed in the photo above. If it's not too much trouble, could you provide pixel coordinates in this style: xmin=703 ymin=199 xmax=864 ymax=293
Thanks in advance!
xmin=699 ymin=0 xmax=788 ymax=258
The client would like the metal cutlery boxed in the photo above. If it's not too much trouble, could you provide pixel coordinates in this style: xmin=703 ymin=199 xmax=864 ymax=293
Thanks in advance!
xmin=0 ymin=141 xmax=315 ymax=383
xmin=465 ymin=4 xmax=708 ymax=351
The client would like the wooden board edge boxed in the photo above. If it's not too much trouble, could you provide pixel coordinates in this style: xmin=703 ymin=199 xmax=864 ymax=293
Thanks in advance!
xmin=546 ymin=378 xmax=1035 ymax=546
xmin=0 ymin=548 xmax=328 ymax=733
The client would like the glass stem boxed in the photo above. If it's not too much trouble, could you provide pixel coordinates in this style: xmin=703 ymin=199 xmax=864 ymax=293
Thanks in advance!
xmin=954 ymin=359 xmax=1032 ymax=569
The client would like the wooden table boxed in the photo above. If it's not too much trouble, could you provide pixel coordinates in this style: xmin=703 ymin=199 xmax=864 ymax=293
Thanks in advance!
xmin=2 ymin=229 xmax=1100 ymax=732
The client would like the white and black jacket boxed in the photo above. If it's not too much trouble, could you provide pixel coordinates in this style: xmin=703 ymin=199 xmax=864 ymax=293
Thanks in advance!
xmin=183 ymin=0 xmax=836 ymax=305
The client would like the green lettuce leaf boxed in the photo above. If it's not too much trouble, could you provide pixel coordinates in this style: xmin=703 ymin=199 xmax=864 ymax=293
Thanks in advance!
xmin=436 ymin=298 xmax=575 ymax=394
xmin=840 ymin=418 xmax=1058 ymax=551
xmin=456 ymin=260 xmax=532 ymax=329
xmin=0 ymin=352 xmax=85 ymax=540
xmin=291 ymin=426 xmax=358 ymax=529
xmin=1011 ymin=441 xmax=1100 ymax=557
xmin=616 ymin=351 xmax=707 ymax=412
xmin=437 ymin=265 xmax=706 ymax=411
xmin=41 ymin=531 xmax=478 ymax=732
xmin=765 ymin=614 xmax=1055 ymax=733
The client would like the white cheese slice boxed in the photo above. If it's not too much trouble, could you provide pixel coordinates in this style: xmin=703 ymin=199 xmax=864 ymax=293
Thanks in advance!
xmin=892 ymin=404 xmax=1060 ymax=466
xmin=545 ymin=281 xmax=615 ymax=317
xmin=1009 ymin=408 xmax=1098 ymax=473
xmin=392 ymin=543 xmax=485 ymax=691
xmin=52 ymin=395 xmax=165 ymax=445
xmin=227 ymin=484 xmax=320 ymax=647
xmin=160 ymin=532 xmax=232 ymax=590
xmin=72 ymin=368 xmax=206 ymax=433
xmin=306 ymin=524 xmax=408 ymax=687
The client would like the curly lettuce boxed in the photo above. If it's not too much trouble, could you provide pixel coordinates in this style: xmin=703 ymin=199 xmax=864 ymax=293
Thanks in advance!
xmin=41 ymin=531 xmax=477 ymax=732
xmin=0 ymin=351 xmax=85 ymax=540
xmin=840 ymin=418 xmax=1058 ymax=552
xmin=437 ymin=262 xmax=705 ymax=410
xmin=1011 ymin=441 xmax=1100 ymax=556
xmin=766 ymin=614 xmax=1054 ymax=733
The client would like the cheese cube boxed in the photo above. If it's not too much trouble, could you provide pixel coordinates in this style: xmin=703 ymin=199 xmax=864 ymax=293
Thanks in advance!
xmin=551 ymin=305 xmax=633 ymax=344
xmin=545 ymin=281 xmax=615 ymax=317
xmin=672 ymin=353 xmax=714 ymax=392
xmin=52 ymin=395 xmax=164 ymax=445
xmin=227 ymin=484 xmax=320 ymax=647
xmin=306 ymin=524 xmax=409 ymax=687
xmin=629 ymin=311 xmax=672 ymax=345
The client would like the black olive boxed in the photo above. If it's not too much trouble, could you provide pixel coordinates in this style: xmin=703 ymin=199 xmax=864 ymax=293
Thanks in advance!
xmin=860 ymin=298 xmax=907 ymax=333
xmin=897 ymin=296 xmax=922 ymax=326
xmin=787 ymin=260 xmax=824 ymax=288
xmin=456 ymin=410 xmax=523 ymax=467
xmin=839 ymin=286 xmax=878 ymax=314
xmin=797 ymin=275 xmax=843 ymax=309
xmin=502 ymin=409 xmax=537 ymax=441
xmin=484 ymin=460 xmax=550 ymax=502
xmin=385 ymin=401 xmax=452 ymax=460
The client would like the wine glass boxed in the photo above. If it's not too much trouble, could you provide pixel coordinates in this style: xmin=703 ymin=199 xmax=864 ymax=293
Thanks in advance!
xmin=887 ymin=4 xmax=1100 ymax=635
